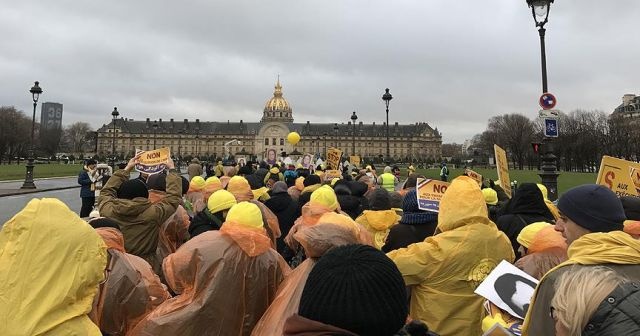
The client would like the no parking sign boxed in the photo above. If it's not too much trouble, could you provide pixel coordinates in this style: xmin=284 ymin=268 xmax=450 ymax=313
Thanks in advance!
xmin=539 ymin=93 xmax=557 ymax=110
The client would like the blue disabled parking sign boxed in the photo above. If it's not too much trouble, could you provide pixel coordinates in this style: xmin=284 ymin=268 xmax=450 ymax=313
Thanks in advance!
xmin=544 ymin=118 xmax=558 ymax=137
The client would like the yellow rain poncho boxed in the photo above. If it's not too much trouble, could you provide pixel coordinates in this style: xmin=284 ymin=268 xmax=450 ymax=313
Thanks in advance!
xmin=0 ymin=198 xmax=107 ymax=336
xmin=387 ymin=176 xmax=514 ymax=336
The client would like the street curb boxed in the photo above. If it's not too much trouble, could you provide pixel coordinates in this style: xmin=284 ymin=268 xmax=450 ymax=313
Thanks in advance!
xmin=0 ymin=175 xmax=78 ymax=183
xmin=0 ymin=185 xmax=79 ymax=197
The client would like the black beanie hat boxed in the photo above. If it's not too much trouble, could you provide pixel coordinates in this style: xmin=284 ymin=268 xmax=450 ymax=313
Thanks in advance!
xmin=245 ymin=174 xmax=264 ymax=189
xmin=298 ymin=244 xmax=408 ymax=336
xmin=146 ymin=172 xmax=167 ymax=192
xmin=117 ymin=179 xmax=149 ymax=200
xmin=557 ymin=184 xmax=626 ymax=232
xmin=238 ymin=165 xmax=254 ymax=176
xmin=369 ymin=188 xmax=391 ymax=211
xmin=304 ymin=174 xmax=321 ymax=187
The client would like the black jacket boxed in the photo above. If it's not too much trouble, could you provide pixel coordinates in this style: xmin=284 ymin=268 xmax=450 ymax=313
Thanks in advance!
xmin=188 ymin=209 xmax=224 ymax=238
xmin=381 ymin=218 xmax=438 ymax=253
xmin=264 ymin=191 xmax=300 ymax=255
xmin=495 ymin=183 xmax=555 ymax=259
xmin=583 ymin=282 xmax=640 ymax=336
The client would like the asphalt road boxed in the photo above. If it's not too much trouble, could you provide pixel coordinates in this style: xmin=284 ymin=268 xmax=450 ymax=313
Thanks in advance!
xmin=0 ymin=188 xmax=81 ymax=226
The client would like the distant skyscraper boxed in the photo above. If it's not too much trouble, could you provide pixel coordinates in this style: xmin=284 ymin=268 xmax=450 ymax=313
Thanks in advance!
xmin=40 ymin=102 xmax=63 ymax=130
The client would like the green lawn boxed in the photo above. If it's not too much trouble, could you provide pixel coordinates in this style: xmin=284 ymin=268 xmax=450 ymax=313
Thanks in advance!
xmin=0 ymin=163 xmax=84 ymax=181
xmin=412 ymin=168 xmax=597 ymax=196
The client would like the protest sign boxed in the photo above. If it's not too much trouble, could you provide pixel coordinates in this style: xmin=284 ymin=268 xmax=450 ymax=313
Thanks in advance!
xmin=134 ymin=147 xmax=170 ymax=175
xmin=324 ymin=170 xmax=342 ymax=181
xmin=465 ymin=168 xmax=483 ymax=187
xmin=494 ymin=144 xmax=512 ymax=198
xmin=416 ymin=178 xmax=450 ymax=213
xmin=475 ymin=260 xmax=538 ymax=320
xmin=596 ymin=155 xmax=640 ymax=197
xmin=326 ymin=147 xmax=342 ymax=170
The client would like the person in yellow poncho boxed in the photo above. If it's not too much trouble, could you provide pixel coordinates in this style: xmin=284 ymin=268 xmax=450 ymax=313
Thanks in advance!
xmin=387 ymin=176 xmax=514 ymax=336
xmin=0 ymin=198 xmax=107 ymax=336
xmin=355 ymin=188 xmax=400 ymax=249
xmin=522 ymin=184 xmax=640 ymax=336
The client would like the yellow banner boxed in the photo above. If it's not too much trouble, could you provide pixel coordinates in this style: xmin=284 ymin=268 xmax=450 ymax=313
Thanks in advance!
xmin=596 ymin=155 xmax=640 ymax=197
xmin=135 ymin=147 xmax=171 ymax=175
xmin=349 ymin=155 xmax=361 ymax=167
xmin=494 ymin=144 xmax=512 ymax=198
xmin=326 ymin=147 xmax=342 ymax=170
xmin=465 ymin=168 xmax=483 ymax=187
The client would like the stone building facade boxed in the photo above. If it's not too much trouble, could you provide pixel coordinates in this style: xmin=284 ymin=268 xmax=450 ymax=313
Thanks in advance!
xmin=96 ymin=80 xmax=442 ymax=162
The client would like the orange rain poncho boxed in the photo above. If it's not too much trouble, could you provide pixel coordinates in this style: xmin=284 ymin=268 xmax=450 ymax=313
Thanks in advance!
xmin=130 ymin=203 xmax=289 ymax=336
xmin=0 ymin=198 xmax=107 ymax=335
xmin=514 ymin=226 xmax=568 ymax=280
xmin=147 ymin=190 xmax=191 ymax=267
xmin=90 ymin=228 xmax=171 ymax=335
xmin=251 ymin=223 xmax=360 ymax=336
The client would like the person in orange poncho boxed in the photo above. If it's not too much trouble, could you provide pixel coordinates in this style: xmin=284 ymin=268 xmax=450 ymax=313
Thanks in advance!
xmin=130 ymin=202 xmax=289 ymax=336
xmin=184 ymin=176 xmax=206 ymax=215
xmin=88 ymin=218 xmax=170 ymax=335
xmin=252 ymin=213 xmax=363 ymax=336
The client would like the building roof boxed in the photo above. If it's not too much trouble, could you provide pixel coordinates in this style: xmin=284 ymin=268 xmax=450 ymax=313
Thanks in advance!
xmin=98 ymin=118 xmax=440 ymax=138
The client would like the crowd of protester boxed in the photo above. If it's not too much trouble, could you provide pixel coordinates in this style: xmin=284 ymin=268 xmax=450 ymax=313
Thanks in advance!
xmin=2 ymin=156 xmax=640 ymax=336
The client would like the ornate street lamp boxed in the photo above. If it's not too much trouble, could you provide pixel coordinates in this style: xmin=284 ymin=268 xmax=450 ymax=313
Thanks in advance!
xmin=21 ymin=81 xmax=43 ymax=189
xmin=323 ymin=132 xmax=328 ymax=159
xmin=177 ymin=129 xmax=184 ymax=169
xmin=526 ymin=0 xmax=559 ymax=200
xmin=333 ymin=123 xmax=339 ymax=148
xmin=152 ymin=121 xmax=159 ymax=148
xmin=351 ymin=111 xmax=358 ymax=157
xmin=110 ymin=107 xmax=119 ymax=170
xmin=382 ymin=88 xmax=393 ymax=163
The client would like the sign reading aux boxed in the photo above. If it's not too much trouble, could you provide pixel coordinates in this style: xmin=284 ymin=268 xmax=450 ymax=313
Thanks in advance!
xmin=40 ymin=102 xmax=63 ymax=130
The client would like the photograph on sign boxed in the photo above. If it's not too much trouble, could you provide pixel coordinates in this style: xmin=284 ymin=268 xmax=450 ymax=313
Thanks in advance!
xmin=416 ymin=178 xmax=450 ymax=213
xmin=493 ymin=144 xmax=512 ymax=198
xmin=596 ymin=155 xmax=640 ymax=197
xmin=474 ymin=260 xmax=538 ymax=320
xmin=134 ymin=147 xmax=171 ymax=175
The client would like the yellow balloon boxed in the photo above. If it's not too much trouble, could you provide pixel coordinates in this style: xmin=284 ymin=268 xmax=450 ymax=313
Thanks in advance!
xmin=287 ymin=132 xmax=300 ymax=145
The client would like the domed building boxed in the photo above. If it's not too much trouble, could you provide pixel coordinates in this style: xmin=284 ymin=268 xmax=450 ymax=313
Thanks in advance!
xmin=96 ymin=80 xmax=442 ymax=164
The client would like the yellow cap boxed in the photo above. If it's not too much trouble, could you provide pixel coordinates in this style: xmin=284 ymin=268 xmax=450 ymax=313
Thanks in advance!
xmin=226 ymin=201 xmax=263 ymax=229
xmin=481 ymin=188 xmax=498 ymax=206
xmin=207 ymin=190 xmax=237 ymax=214
xmin=189 ymin=176 xmax=206 ymax=191
xmin=537 ymin=183 xmax=549 ymax=201
xmin=269 ymin=167 xmax=280 ymax=174
xmin=310 ymin=185 xmax=339 ymax=211
xmin=517 ymin=222 xmax=553 ymax=249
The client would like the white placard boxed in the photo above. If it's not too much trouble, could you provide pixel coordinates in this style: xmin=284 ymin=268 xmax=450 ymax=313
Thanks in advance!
xmin=474 ymin=260 xmax=538 ymax=319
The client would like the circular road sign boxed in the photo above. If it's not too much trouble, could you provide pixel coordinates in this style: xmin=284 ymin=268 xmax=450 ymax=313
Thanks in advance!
xmin=539 ymin=93 xmax=557 ymax=110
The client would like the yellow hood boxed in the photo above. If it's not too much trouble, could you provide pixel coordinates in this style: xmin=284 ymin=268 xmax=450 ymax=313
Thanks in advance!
xmin=437 ymin=176 xmax=490 ymax=232
xmin=361 ymin=210 xmax=401 ymax=231
xmin=0 ymin=198 xmax=107 ymax=335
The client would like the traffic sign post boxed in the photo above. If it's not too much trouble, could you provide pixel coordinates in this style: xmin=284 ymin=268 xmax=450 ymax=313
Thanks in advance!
xmin=544 ymin=118 xmax=558 ymax=137
xmin=539 ymin=92 xmax=557 ymax=110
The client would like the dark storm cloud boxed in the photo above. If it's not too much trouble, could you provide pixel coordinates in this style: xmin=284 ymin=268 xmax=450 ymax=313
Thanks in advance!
xmin=1 ymin=0 xmax=638 ymax=142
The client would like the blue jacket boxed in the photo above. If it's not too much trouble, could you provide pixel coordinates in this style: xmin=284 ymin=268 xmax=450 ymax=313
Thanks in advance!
xmin=78 ymin=169 xmax=95 ymax=198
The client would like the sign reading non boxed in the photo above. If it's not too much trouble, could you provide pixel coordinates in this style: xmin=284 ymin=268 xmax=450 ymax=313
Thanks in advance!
xmin=416 ymin=178 xmax=450 ymax=212
xmin=544 ymin=118 xmax=559 ymax=137
xmin=539 ymin=92 xmax=556 ymax=110
xmin=135 ymin=147 xmax=171 ymax=175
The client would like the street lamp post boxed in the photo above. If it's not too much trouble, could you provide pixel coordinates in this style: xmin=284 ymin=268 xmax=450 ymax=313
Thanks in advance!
xmin=316 ymin=136 xmax=320 ymax=159
xmin=21 ymin=81 xmax=43 ymax=189
xmin=323 ymin=132 xmax=328 ymax=159
xmin=152 ymin=121 xmax=158 ymax=148
xmin=110 ymin=107 xmax=119 ymax=170
xmin=195 ymin=133 xmax=200 ymax=158
xmin=527 ymin=0 xmax=559 ymax=201
xmin=382 ymin=88 xmax=393 ymax=164
xmin=333 ymin=123 xmax=339 ymax=148
xmin=351 ymin=111 xmax=358 ymax=157
xmin=177 ymin=129 xmax=183 ymax=169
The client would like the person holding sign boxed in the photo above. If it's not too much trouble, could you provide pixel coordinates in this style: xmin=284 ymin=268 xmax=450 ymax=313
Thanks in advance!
xmin=97 ymin=155 xmax=183 ymax=274
xmin=387 ymin=176 xmax=514 ymax=336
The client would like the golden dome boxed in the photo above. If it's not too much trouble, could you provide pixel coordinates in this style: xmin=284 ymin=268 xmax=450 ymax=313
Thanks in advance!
xmin=264 ymin=78 xmax=292 ymax=113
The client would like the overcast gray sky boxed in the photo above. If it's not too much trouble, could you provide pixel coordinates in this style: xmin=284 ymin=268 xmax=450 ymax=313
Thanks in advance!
xmin=1 ymin=1 xmax=637 ymax=143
